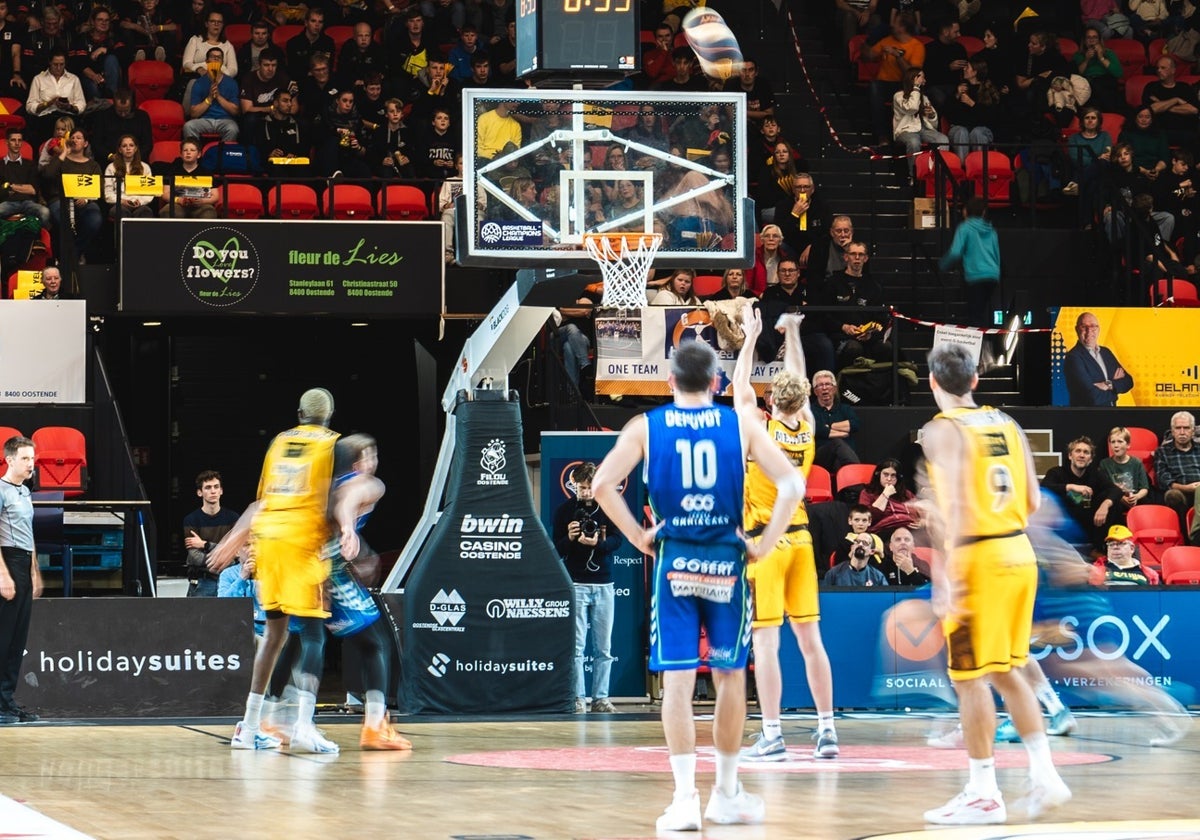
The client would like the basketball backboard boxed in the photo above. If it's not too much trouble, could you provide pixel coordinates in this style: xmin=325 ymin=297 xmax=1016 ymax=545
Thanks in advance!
xmin=456 ymin=88 xmax=753 ymax=269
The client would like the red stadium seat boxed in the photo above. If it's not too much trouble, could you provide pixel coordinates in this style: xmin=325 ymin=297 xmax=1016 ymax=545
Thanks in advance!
xmin=1127 ymin=504 xmax=1183 ymax=569
xmin=267 ymin=182 xmax=320 ymax=219
xmin=835 ymin=463 xmax=876 ymax=495
xmin=140 ymin=99 xmax=185 ymax=143
xmin=380 ymin=184 xmax=429 ymax=220
xmin=30 ymin=426 xmax=87 ymax=497
xmin=217 ymin=182 xmax=265 ymax=218
xmin=1160 ymin=545 xmax=1200 ymax=584
xmin=965 ymin=149 xmax=1014 ymax=205
xmin=849 ymin=34 xmax=879 ymax=83
xmin=127 ymin=60 xmax=175 ymax=104
xmin=325 ymin=183 xmax=376 ymax=219
xmin=805 ymin=464 xmax=834 ymax=504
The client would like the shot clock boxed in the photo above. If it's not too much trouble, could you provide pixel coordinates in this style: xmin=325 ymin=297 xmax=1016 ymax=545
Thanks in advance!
xmin=516 ymin=0 xmax=640 ymax=77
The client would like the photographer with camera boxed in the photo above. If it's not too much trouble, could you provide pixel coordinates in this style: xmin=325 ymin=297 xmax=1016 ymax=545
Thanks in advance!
xmin=552 ymin=461 xmax=622 ymax=714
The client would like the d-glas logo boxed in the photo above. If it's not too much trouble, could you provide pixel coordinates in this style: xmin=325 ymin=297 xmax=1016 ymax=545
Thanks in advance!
xmin=412 ymin=589 xmax=468 ymax=633
xmin=477 ymin=437 xmax=509 ymax=486
xmin=431 ymin=589 xmax=466 ymax=625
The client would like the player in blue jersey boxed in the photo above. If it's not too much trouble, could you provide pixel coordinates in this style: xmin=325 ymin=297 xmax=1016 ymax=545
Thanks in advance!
xmin=593 ymin=322 xmax=805 ymax=833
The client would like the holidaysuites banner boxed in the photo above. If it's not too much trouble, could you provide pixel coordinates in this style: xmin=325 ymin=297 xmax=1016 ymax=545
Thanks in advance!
xmin=1050 ymin=306 xmax=1200 ymax=407
xmin=595 ymin=306 xmax=781 ymax=397
xmin=118 ymin=219 xmax=444 ymax=316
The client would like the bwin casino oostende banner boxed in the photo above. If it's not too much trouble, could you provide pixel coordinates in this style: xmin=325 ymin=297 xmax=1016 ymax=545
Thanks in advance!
xmin=119 ymin=219 xmax=444 ymax=316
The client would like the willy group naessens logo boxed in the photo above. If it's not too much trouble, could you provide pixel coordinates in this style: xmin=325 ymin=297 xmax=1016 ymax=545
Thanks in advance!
xmin=180 ymin=227 xmax=261 ymax=306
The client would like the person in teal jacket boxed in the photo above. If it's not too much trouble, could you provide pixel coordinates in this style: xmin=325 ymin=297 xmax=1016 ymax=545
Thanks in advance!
xmin=939 ymin=196 xmax=1000 ymax=327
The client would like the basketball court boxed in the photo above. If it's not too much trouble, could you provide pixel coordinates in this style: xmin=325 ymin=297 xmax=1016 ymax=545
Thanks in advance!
xmin=0 ymin=710 xmax=1195 ymax=837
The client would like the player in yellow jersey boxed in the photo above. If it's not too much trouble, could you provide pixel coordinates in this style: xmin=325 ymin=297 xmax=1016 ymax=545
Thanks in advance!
xmin=919 ymin=343 xmax=1070 ymax=825
xmin=733 ymin=308 xmax=838 ymax=760
xmin=208 ymin=388 xmax=342 ymax=754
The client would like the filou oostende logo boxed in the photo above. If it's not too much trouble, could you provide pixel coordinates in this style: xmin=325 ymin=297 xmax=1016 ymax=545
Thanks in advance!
xmin=180 ymin=227 xmax=261 ymax=307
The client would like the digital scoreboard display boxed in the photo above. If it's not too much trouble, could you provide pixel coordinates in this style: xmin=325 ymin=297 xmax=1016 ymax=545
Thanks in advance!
xmin=516 ymin=0 xmax=640 ymax=76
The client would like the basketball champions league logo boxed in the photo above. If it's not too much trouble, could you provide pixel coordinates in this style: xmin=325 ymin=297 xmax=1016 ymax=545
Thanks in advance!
xmin=179 ymin=228 xmax=261 ymax=307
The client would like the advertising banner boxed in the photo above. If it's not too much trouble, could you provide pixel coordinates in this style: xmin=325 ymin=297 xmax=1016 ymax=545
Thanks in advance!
xmin=0 ymin=301 xmax=86 ymax=404
xmin=540 ymin=431 xmax=648 ymax=699
xmin=119 ymin=219 xmax=444 ymax=316
xmin=17 ymin=597 xmax=253 ymax=716
xmin=595 ymin=306 xmax=781 ymax=397
xmin=779 ymin=589 xmax=1198 ymax=710
xmin=400 ymin=399 xmax=575 ymax=714
xmin=1050 ymin=306 xmax=1200 ymax=407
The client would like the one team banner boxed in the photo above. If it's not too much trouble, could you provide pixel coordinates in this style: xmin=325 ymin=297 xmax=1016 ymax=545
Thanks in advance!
xmin=118 ymin=219 xmax=444 ymax=316
xmin=0 ymin=301 xmax=86 ymax=403
xmin=595 ymin=306 xmax=781 ymax=397
xmin=540 ymin=431 xmax=647 ymax=699
xmin=1050 ymin=306 xmax=1200 ymax=407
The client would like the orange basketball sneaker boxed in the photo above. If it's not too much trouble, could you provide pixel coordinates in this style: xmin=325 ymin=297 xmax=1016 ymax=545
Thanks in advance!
xmin=361 ymin=721 xmax=413 ymax=751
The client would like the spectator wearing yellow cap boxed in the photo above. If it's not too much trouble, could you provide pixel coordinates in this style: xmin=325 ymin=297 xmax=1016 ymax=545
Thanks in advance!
xmin=1102 ymin=525 xmax=1153 ymax=586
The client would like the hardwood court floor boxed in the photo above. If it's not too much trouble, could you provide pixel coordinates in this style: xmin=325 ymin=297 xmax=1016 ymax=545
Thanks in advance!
xmin=0 ymin=709 xmax=1197 ymax=839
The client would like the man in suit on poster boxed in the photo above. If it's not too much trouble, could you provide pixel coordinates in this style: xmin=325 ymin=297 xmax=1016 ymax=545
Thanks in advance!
xmin=1064 ymin=311 xmax=1133 ymax=406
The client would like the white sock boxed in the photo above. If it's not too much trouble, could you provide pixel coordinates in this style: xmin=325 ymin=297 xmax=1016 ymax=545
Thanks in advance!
xmin=817 ymin=712 xmax=835 ymax=733
xmin=296 ymin=689 xmax=316 ymax=729
xmin=243 ymin=693 xmax=264 ymax=730
xmin=762 ymin=719 xmax=782 ymax=740
xmin=967 ymin=756 xmax=998 ymax=797
xmin=364 ymin=690 xmax=386 ymax=728
xmin=1035 ymin=685 xmax=1065 ymax=715
xmin=714 ymin=750 xmax=740 ymax=797
xmin=669 ymin=753 xmax=697 ymax=798
xmin=1023 ymin=732 xmax=1059 ymax=785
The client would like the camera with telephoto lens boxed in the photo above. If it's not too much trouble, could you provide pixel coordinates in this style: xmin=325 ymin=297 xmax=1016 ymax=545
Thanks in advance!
xmin=575 ymin=506 xmax=600 ymax=538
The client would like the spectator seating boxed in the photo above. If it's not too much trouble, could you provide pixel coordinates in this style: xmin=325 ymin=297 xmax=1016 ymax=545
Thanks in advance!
xmin=957 ymin=35 xmax=983 ymax=55
xmin=30 ymin=425 xmax=88 ymax=497
xmin=1147 ymin=38 xmax=1193 ymax=73
xmin=1123 ymin=74 xmax=1155 ymax=108
xmin=806 ymin=464 xmax=834 ymax=503
xmin=0 ymin=425 xmax=24 ymax=443
xmin=326 ymin=25 xmax=355 ymax=55
xmin=1127 ymin=503 xmax=1184 ymax=569
xmin=272 ymin=24 xmax=303 ymax=50
xmin=380 ymin=184 xmax=430 ymax=219
xmin=691 ymin=274 xmax=723 ymax=296
xmin=1057 ymin=37 xmax=1078 ymax=63
xmin=267 ymin=182 xmax=320 ymax=218
xmin=149 ymin=139 xmax=180 ymax=164
xmin=325 ymin=182 xmax=376 ymax=219
xmin=218 ymin=181 xmax=266 ymax=218
xmin=224 ymin=23 xmax=252 ymax=49
xmin=1061 ymin=111 xmax=1124 ymax=139
xmin=848 ymin=34 xmax=879 ymax=83
xmin=1160 ymin=545 xmax=1200 ymax=584
xmin=1151 ymin=277 xmax=1200 ymax=306
xmin=141 ymin=99 xmax=185 ymax=143
xmin=964 ymin=149 xmax=1014 ymax=205
xmin=1109 ymin=424 xmax=1160 ymax=486
xmin=1107 ymin=37 xmax=1150 ymax=81
xmin=915 ymin=149 xmax=964 ymax=199
xmin=127 ymin=60 xmax=175 ymax=104
xmin=834 ymin=462 xmax=876 ymax=495
xmin=0 ymin=97 xmax=25 ymax=132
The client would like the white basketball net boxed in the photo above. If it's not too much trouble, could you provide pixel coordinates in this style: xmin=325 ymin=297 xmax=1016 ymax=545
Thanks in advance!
xmin=585 ymin=234 xmax=663 ymax=309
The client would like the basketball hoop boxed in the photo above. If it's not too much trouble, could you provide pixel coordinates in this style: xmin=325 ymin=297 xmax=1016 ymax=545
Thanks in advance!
xmin=584 ymin=232 xmax=663 ymax=309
